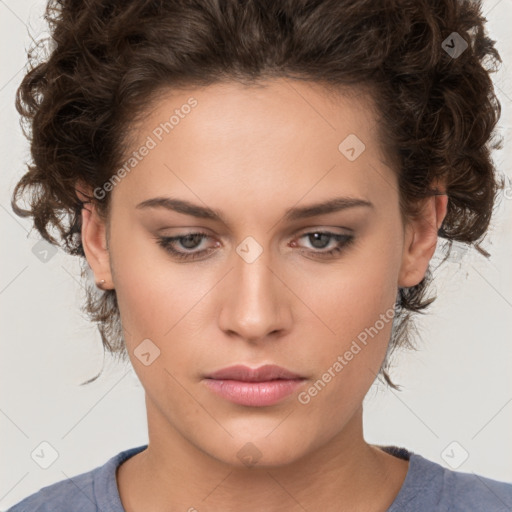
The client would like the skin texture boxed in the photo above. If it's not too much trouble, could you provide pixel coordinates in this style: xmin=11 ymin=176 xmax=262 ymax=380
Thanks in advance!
xmin=77 ymin=78 xmax=447 ymax=511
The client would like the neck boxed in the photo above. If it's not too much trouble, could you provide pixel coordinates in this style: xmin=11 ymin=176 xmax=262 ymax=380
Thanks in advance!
xmin=117 ymin=398 xmax=408 ymax=512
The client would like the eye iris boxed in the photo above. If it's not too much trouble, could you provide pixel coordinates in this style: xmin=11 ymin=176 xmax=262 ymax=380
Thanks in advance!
xmin=309 ymin=233 xmax=331 ymax=249
xmin=180 ymin=234 xmax=203 ymax=249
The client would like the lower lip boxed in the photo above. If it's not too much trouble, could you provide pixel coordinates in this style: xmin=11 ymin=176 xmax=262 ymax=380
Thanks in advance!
xmin=203 ymin=378 xmax=306 ymax=406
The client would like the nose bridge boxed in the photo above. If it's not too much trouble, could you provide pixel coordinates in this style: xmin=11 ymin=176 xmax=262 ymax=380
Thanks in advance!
xmin=219 ymin=235 xmax=289 ymax=340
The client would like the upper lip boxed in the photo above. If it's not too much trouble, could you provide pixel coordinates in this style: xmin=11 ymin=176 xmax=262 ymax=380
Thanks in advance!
xmin=205 ymin=364 xmax=304 ymax=382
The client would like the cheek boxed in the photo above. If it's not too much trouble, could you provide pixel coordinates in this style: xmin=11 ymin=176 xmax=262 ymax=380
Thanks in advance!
xmin=301 ymin=240 xmax=400 ymax=390
xmin=312 ymin=248 xmax=398 ymax=343
xmin=110 ymin=241 xmax=211 ymax=395
xmin=109 ymin=220 xmax=185 ymax=325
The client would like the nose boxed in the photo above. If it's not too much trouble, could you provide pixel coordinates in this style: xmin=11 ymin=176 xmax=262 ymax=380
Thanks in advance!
xmin=217 ymin=244 xmax=293 ymax=344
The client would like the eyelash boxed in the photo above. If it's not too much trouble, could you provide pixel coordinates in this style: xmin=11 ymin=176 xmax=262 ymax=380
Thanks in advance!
xmin=155 ymin=231 xmax=355 ymax=262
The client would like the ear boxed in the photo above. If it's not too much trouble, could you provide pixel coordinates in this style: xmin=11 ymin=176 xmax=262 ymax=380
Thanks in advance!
xmin=398 ymin=192 xmax=448 ymax=288
xmin=75 ymin=181 xmax=114 ymax=290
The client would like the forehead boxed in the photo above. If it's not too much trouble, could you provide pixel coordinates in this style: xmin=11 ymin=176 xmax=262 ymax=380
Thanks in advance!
xmin=133 ymin=78 xmax=379 ymax=152
xmin=112 ymin=78 xmax=395 ymax=216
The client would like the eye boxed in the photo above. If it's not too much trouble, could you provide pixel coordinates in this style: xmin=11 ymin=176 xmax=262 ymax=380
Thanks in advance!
xmin=155 ymin=230 xmax=355 ymax=262
xmin=292 ymin=231 xmax=355 ymax=259
xmin=155 ymin=232 xmax=217 ymax=261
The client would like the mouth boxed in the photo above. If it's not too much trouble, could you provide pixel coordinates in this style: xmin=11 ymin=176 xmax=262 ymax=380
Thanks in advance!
xmin=203 ymin=364 xmax=307 ymax=407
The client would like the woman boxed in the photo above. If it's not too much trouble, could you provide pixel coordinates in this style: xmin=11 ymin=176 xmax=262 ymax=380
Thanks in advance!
xmin=7 ymin=0 xmax=512 ymax=510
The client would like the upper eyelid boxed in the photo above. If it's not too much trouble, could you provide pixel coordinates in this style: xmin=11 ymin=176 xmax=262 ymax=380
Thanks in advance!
xmin=160 ymin=226 xmax=353 ymax=237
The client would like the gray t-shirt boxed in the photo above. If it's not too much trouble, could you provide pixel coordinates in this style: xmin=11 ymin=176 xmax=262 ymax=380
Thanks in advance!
xmin=6 ymin=444 xmax=512 ymax=511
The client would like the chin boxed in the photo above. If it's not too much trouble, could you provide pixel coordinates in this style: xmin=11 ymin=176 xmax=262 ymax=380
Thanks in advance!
xmin=203 ymin=434 xmax=312 ymax=470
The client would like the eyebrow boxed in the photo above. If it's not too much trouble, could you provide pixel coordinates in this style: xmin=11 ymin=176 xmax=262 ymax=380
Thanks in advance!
xmin=136 ymin=196 xmax=374 ymax=225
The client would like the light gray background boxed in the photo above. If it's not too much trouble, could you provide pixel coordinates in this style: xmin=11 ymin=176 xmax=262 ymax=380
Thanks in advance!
xmin=1 ymin=0 xmax=511 ymax=509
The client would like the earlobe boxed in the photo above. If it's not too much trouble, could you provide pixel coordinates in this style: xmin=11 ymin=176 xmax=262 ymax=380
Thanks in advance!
xmin=398 ymin=194 xmax=448 ymax=288
xmin=76 ymin=181 xmax=114 ymax=290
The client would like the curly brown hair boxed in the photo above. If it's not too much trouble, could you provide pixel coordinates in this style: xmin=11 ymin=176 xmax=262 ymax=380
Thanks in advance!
xmin=12 ymin=0 xmax=503 ymax=388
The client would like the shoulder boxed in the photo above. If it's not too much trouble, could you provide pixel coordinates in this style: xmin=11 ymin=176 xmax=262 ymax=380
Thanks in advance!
xmin=439 ymin=461 xmax=512 ymax=511
xmin=5 ymin=445 xmax=148 ymax=512
xmin=5 ymin=471 xmax=96 ymax=512
xmin=383 ymin=445 xmax=512 ymax=512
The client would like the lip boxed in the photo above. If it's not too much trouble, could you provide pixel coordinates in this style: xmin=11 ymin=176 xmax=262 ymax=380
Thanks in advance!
xmin=203 ymin=364 xmax=306 ymax=407
xmin=205 ymin=364 xmax=304 ymax=381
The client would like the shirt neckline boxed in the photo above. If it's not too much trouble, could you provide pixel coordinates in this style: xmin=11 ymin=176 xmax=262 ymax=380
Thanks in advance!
xmin=98 ymin=444 xmax=433 ymax=512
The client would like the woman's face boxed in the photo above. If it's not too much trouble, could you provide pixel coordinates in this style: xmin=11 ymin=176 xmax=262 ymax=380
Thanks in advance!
xmin=82 ymin=78 xmax=442 ymax=467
